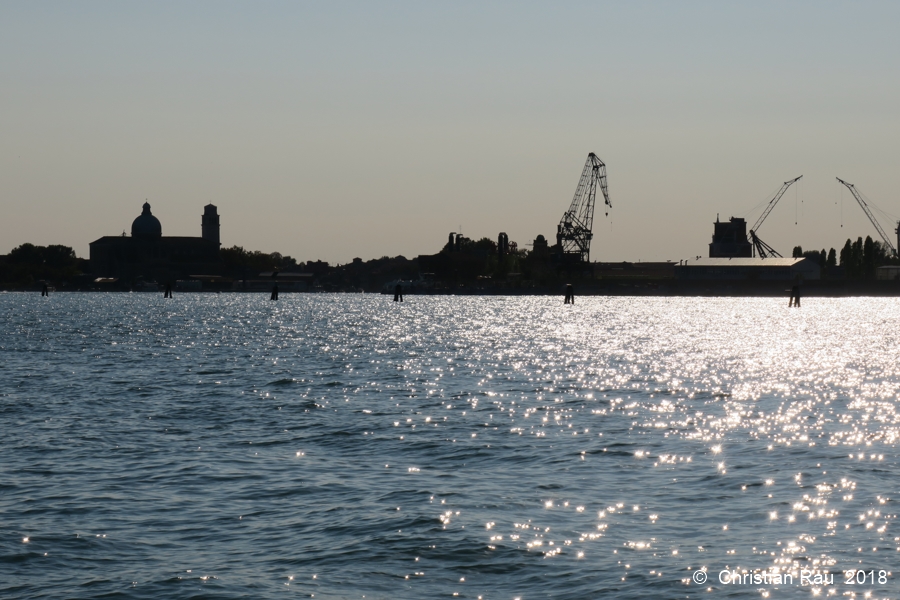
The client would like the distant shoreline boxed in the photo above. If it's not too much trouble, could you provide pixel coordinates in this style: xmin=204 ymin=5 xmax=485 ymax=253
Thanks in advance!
xmin=8 ymin=280 xmax=900 ymax=298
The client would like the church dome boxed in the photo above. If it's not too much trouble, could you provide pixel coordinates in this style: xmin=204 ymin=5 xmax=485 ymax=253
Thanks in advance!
xmin=132 ymin=202 xmax=162 ymax=240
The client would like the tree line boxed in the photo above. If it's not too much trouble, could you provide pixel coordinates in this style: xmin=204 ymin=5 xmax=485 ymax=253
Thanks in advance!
xmin=0 ymin=244 xmax=89 ymax=287
xmin=792 ymin=236 xmax=899 ymax=279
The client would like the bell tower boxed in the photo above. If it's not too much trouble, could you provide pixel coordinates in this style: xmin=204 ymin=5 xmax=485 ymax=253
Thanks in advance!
xmin=202 ymin=204 xmax=220 ymax=247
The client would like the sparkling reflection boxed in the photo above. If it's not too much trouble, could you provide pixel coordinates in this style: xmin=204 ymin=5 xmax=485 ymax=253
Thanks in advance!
xmin=2 ymin=295 xmax=900 ymax=598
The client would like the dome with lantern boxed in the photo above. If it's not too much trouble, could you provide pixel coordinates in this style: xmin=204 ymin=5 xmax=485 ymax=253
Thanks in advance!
xmin=131 ymin=202 xmax=162 ymax=240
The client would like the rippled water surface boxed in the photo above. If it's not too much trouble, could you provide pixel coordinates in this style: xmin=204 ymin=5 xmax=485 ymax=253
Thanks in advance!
xmin=3 ymin=293 xmax=900 ymax=599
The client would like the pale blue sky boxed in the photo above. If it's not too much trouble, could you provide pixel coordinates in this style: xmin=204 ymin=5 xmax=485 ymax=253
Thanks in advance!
xmin=2 ymin=1 xmax=899 ymax=263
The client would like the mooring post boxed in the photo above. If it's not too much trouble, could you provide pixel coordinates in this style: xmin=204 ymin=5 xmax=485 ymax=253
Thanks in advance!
xmin=393 ymin=283 xmax=403 ymax=302
xmin=789 ymin=284 xmax=800 ymax=308
xmin=564 ymin=283 xmax=574 ymax=304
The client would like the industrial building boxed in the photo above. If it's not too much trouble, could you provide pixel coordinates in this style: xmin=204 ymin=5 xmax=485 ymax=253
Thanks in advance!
xmin=709 ymin=217 xmax=753 ymax=258
xmin=676 ymin=257 xmax=820 ymax=281
xmin=593 ymin=262 xmax=675 ymax=279
xmin=89 ymin=202 xmax=223 ymax=283
xmin=232 ymin=272 xmax=313 ymax=291
xmin=876 ymin=266 xmax=900 ymax=281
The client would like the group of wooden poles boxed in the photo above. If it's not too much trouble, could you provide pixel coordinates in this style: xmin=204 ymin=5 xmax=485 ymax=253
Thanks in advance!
xmin=35 ymin=281 xmax=804 ymax=306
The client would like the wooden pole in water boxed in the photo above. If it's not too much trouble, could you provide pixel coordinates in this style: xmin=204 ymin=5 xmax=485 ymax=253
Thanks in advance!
xmin=789 ymin=284 xmax=800 ymax=307
xmin=270 ymin=270 xmax=279 ymax=300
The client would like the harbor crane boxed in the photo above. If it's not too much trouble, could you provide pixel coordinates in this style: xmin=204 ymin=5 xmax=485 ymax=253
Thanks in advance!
xmin=748 ymin=175 xmax=802 ymax=258
xmin=836 ymin=177 xmax=898 ymax=256
xmin=556 ymin=152 xmax=610 ymax=263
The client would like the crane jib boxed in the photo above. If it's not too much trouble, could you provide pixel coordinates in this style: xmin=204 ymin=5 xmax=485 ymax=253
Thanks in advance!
xmin=750 ymin=175 xmax=802 ymax=235
xmin=557 ymin=153 xmax=611 ymax=263
xmin=836 ymin=178 xmax=898 ymax=257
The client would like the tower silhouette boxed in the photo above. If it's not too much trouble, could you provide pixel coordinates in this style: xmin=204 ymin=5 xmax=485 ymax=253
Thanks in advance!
xmin=202 ymin=204 xmax=220 ymax=247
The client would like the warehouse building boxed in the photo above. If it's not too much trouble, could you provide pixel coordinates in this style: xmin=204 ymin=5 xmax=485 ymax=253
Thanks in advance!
xmin=675 ymin=257 xmax=820 ymax=281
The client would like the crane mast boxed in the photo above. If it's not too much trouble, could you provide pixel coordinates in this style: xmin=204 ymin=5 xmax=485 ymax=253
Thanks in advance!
xmin=748 ymin=175 xmax=802 ymax=258
xmin=556 ymin=153 xmax=610 ymax=263
xmin=836 ymin=177 xmax=898 ymax=257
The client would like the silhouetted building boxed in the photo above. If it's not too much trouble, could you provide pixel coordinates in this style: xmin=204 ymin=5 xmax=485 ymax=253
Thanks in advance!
xmin=233 ymin=272 xmax=313 ymax=291
xmin=676 ymin=257 xmax=820 ymax=281
xmin=709 ymin=216 xmax=752 ymax=258
xmin=201 ymin=204 xmax=220 ymax=247
xmin=532 ymin=234 xmax=549 ymax=256
xmin=877 ymin=266 xmax=900 ymax=281
xmin=90 ymin=202 xmax=222 ymax=283
xmin=132 ymin=202 xmax=162 ymax=240
xmin=593 ymin=262 xmax=676 ymax=279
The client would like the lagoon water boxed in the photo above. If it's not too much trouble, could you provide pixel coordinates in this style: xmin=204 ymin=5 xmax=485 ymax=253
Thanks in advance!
xmin=2 ymin=293 xmax=900 ymax=599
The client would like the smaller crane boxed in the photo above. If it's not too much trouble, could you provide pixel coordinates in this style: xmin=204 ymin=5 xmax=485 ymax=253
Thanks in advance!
xmin=556 ymin=153 xmax=610 ymax=263
xmin=836 ymin=177 xmax=898 ymax=256
xmin=748 ymin=175 xmax=802 ymax=258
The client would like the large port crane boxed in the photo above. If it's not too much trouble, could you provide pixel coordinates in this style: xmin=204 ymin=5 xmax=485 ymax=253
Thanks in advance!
xmin=556 ymin=152 xmax=610 ymax=263
xmin=836 ymin=177 xmax=898 ymax=256
xmin=748 ymin=175 xmax=802 ymax=258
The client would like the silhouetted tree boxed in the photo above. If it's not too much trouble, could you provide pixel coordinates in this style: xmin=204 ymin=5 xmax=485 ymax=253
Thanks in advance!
xmin=862 ymin=236 xmax=877 ymax=279
xmin=802 ymin=249 xmax=824 ymax=266
xmin=220 ymin=246 xmax=299 ymax=272
xmin=792 ymin=246 xmax=803 ymax=258
xmin=851 ymin=237 xmax=863 ymax=279
xmin=0 ymin=243 xmax=85 ymax=287
xmin=839 ymin=239 xmax=852 ymax=271
xmin=472 ymin=237 xmax=498 ymax=257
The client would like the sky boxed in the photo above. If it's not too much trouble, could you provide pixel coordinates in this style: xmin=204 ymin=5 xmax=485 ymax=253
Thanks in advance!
xmin=2 ymin=1 xmax=900 ymax=264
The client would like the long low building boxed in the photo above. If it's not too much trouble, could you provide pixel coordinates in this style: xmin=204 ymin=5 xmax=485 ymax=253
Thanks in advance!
xmin=675 ymin=257 xmax=820 ymax=281
xmin=877 ymin=266 xmax=900 ymax=281
xmin=593 ymin=261 xmax=676 ymax=279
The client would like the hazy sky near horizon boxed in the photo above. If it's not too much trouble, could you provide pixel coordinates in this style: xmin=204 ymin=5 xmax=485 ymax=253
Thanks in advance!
xmin=2 ymin=1 xmax=900 ymax=263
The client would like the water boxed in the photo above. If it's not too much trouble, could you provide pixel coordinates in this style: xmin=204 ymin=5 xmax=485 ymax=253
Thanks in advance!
xmin=2 ymin=293 xmax=899 ymax=599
